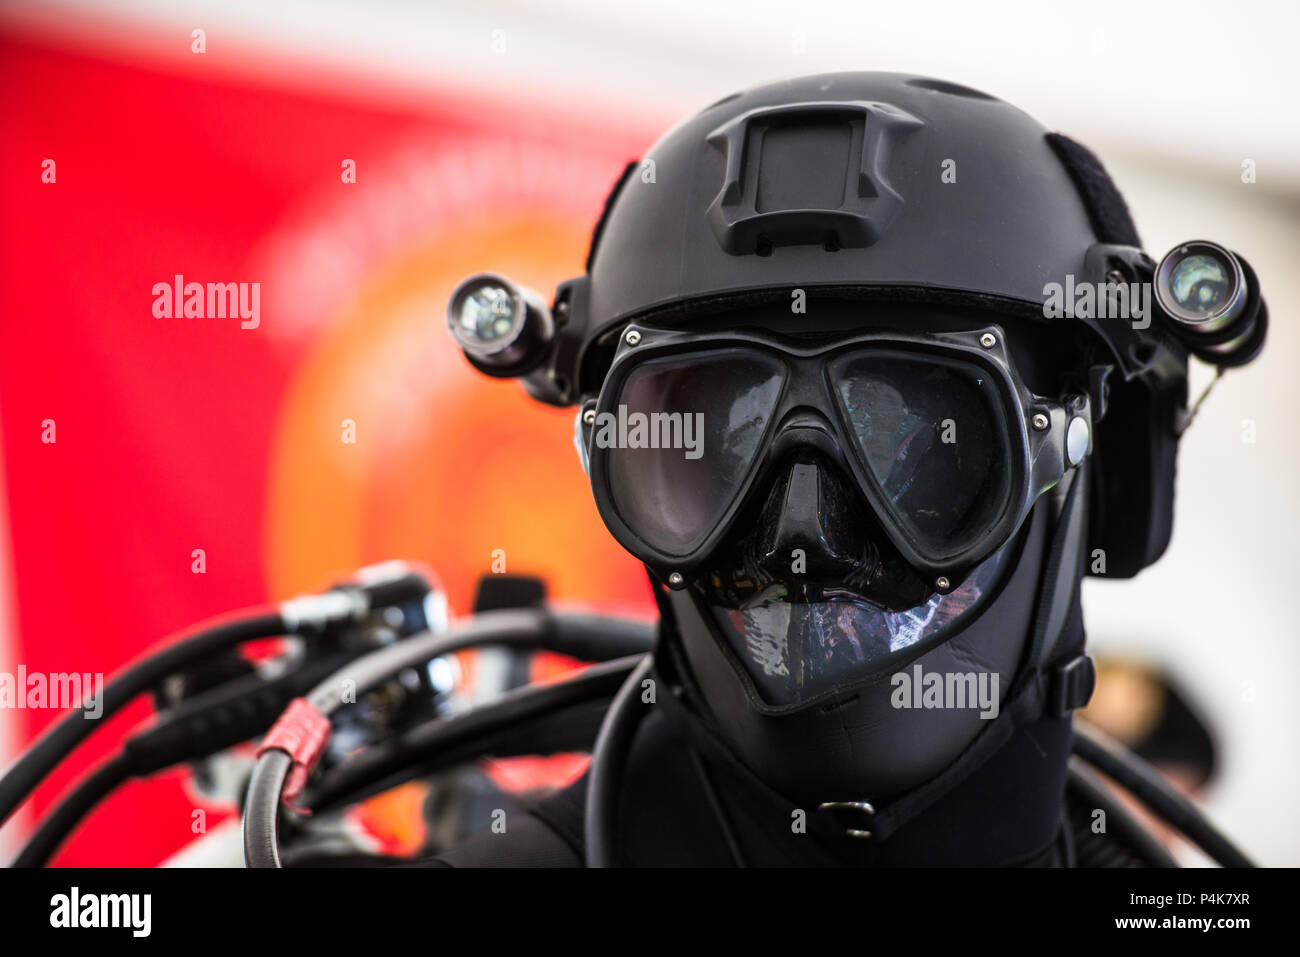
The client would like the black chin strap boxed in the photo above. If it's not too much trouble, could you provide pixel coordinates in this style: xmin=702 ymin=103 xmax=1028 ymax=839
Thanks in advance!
xmin=653 ymin=469 xmax=1096 ymax=845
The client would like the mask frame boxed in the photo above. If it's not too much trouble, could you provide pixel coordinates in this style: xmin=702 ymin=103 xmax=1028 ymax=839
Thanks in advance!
xmin=578 ymin=321 xmax=1093 ymax=594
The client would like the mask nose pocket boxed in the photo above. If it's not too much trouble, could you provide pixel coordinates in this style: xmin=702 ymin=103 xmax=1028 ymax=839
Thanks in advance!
xmin=759 ymin=455 xmax=874 ymax=587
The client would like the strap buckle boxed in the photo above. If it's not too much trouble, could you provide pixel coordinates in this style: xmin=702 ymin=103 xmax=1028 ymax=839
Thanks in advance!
xmin=817 ymin=800 xmax=876 ymax=839
xmin=1047 ymin=654 xmax=1096 ymax=718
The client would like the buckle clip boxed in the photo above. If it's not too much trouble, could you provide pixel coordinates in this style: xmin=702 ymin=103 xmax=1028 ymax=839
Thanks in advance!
xmin=817 ymin=800 xmax=876 ymax=839
xmin=1048 ymin=654 xmax=1096 ymax=718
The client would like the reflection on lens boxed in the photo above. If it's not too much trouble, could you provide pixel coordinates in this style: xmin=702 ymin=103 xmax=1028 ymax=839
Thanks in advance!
xmin=830 ymin=352 xmax=1009 ymax=557
xmin=1168 ymin=254 xmax=1229 ymax=319
xmin=459 ymin=285 xmax=516 ymax=342
xmin=710 ymin=541 xmax=1012 ymax=706
xmin=1154 ymin=240 xmax=1247 ymax=331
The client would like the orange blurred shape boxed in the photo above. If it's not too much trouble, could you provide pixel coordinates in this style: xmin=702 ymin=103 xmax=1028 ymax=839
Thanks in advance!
xmin=482 ymin=753 xmax=591 ymax=795
xmin=265 ymin=211 xmax=652 ymax=618
xmin=351 ymin=780 xmax=430 ymax=857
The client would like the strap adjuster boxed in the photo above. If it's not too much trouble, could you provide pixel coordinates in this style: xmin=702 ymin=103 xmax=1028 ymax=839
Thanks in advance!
xmin=817 ymin=800 xmax=876 ymax=839
xmin=1047 ymin=654 xmax=1096 ymax=718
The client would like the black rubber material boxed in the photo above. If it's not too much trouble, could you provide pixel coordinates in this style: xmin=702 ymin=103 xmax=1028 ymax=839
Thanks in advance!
xmin=243 ymin=749 xmax=292 ymax=869
xmin=244 ymin=609 xmax=651 ymax=867
xmin=10 ymin=754 xmax=134 ymax=867
xmin=1065 ymin=756 xmax=1179 ymax=868
xmin=0 ymin=612 xmax=285 ymax=827
xmin=584 ymin=656 xmax=655 ymax=867
xmin=307 ymin=656 xmax=642 ymax=812
xmin=1072 ymin=721 xmax=1253 ymax=867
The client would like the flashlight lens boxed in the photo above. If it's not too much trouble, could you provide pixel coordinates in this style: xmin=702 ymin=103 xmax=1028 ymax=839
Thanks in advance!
xmin=1169 ymin=254 xmax=1230 ymax=319
xmin=458 ymin=285 xmax=517 ymax=343
xmin=1154 ymin=240 xmax=1247 ymax=332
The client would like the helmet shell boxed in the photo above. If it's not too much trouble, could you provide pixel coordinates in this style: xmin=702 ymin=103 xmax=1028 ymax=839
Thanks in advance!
xmin=586 ymin=72 xmax=1103 ymax=337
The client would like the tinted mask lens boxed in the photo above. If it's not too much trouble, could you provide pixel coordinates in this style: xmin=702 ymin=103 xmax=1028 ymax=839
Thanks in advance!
xmin=829 ymin=352 xmax=1012 ymax=559
xmin=604 ymin=351 xmax=784 ymax=556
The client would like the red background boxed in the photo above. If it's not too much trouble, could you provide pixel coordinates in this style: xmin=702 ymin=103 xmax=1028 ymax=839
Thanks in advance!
xmin=0 ymin=24 xmax=659 ymax=865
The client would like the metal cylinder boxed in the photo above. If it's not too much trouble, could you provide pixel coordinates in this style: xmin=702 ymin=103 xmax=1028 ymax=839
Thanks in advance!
xmin=446 ymin=273 xmax=555 ymax=376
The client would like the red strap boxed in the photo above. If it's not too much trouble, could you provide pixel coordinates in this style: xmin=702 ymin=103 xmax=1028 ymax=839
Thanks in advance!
xmin=256 ymin=698 xmax=331 ymax=814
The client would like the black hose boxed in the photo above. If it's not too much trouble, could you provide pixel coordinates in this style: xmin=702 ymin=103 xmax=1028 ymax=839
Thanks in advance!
xmin=584 ymin=656 xmax=655 ymax=868
xmin=0 ymin=601 xmax=644 ymax=871
xmin=313 ymin=699 xmax=612 ymax=813
xmin=243 ymin=749 xmax=293 ymax=868
xmin=245 ymin=609 xmax=564 ymax=867
xmin=0 ymin=569 xmax=435 ymax=832
xmin=29 ymin=653 xmax=622 ymax=864
xmin=0 ymin=612 xmax=285 ymax=827
xmin=542 ymin=612 xmax=654 ymax=661
xmin=307 ymin=656 xmax=641 ymax=812
xmin=9 ymin=652 xmax=368 ymax=867
xmin=304 ymin=609 xmax=550 ymax=715
xmin=1072 ymin=720 xmax=1253 ymax=868
xmin=1065 ymin=757 xmax=1180 ymax=868
xmin=10 ymin=754 xmax=135 ymax=867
